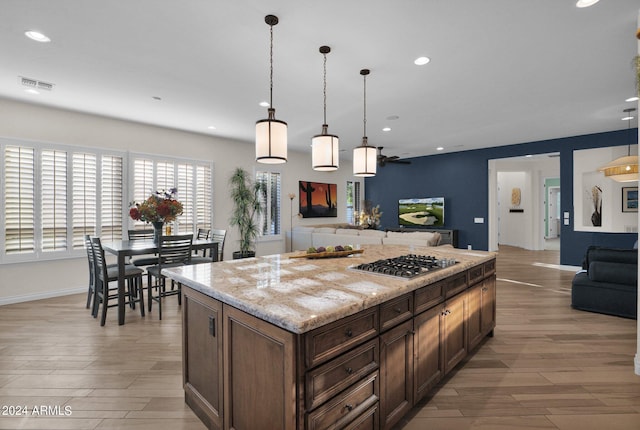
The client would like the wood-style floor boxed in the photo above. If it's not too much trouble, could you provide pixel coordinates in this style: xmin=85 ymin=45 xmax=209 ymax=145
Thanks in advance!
xmin=0 ymin=245 xmax=638 ymax=430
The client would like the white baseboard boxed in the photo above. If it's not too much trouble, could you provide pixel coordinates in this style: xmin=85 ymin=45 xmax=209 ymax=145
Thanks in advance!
xmin=0 ymin=286 xmax=85 ymax=306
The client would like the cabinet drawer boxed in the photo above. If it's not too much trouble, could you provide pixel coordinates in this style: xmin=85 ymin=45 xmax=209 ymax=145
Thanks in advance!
xmin=380 ymin=293 xmax=413 ymax=332
xmin=306 ymin=339 xmax=379 ymax=411
xmin=343 ymin=403 xmax=379 ymax=430
xmin=467 ymin=264 xmax=484 ymax=287
xmin=484 ymin=259 xmax=496 ymax=276
xmin=305 ymin=307 xmax=379 ymax=368
xmin=444 ymin=272 xmax=469 ymax=299
xmin=414 ymin=281 xmax=445 ymax=314
xmin=306 ymin=371 xmax=379 ymax=430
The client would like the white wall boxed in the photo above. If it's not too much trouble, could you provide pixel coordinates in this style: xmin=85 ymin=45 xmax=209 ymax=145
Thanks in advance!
xmin=497 ymin=171 xmax=530 ymax=248
xmin=0 ymin=98 xmax=360 ymax=304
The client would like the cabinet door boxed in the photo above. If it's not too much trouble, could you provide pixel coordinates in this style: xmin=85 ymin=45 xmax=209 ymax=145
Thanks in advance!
xmin=379 ymin=319 xmax=413 ymax=430
xmin=223 ymin=304 xmax=297 ymax=430
xmin=413 ymin=304 xmax=444 ymax=404
xmin=467 ymin=282 xmax=484 ymax=351
xmin=481 ymin=275 xmax=496 ymax=336
xmin=443 ymin=293 xmax=467 ymax=374
xmin=182 ymin=288 xmax=223 ymax=430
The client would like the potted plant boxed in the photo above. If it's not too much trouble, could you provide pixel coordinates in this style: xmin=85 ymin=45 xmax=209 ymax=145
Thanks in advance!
xmin=229 ymin=167 xmax=266 ymax=259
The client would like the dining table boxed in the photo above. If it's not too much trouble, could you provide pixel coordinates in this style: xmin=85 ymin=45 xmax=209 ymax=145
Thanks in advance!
xmin=101 ymin=238 xmax=220 ymax=325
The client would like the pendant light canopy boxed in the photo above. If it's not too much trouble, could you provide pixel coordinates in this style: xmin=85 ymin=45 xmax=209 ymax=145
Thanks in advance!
xmin=597 ymin=108 xmax=638 ymax=183
xmin=256 ymin=15 xmax=287 ymax=164
xmin=353 ymin=69 xmax=377 ymax=177
xmin=312 ymin=46 xmax=339 ymax=171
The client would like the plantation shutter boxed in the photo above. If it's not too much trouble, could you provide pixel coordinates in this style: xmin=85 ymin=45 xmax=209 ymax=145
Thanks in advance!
xmin=41 ymin=149 xmax=68 ymax=252
xmin=195 ymin=165 xmax=212 ymax=232
xmin=256 ymin=171 xmax=281 ymax=236
xmin=156 ymin=161 xmax=174 ymax=194
xmin=177 ymin=163 xmax=194 ymax=233
xmin=133 ymin=159 xmax=154 ymax=228
xmin=4 ymin=146 xmax=35 ymax=254
xmin=101 ymin=155 xmax=123 ymax=241
xmin=72 ymin=153 xmax=97 ymax=249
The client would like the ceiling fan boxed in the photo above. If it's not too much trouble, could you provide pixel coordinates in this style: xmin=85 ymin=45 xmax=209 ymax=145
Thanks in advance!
xmin=377 ymin=147 xmax=411 ymax=167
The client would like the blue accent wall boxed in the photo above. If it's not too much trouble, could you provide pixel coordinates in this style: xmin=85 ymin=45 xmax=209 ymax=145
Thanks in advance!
xmin=365 ymin=129 xmax=638 ymax=266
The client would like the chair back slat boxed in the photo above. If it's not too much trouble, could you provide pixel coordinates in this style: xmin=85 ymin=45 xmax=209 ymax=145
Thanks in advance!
xmin=211 ymin=228 xmax=227 ymax=261
xmin=128 ymin=229 xmax=154 ymax=241
xmin=159 ymin=234 xmax=193 ymax=266
xmin=91 ymin=237 xmax=109 ymax=284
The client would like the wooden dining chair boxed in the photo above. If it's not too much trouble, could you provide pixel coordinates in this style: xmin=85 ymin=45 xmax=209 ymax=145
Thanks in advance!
xmin=210 ymin=228 xmax=227 ymax=262
xmin=84 ymin=234 xmax=123 ymax=317
xmin=91 ymin=237 xmax=145 ymax=326
xmin=146 ymin=234 xmax=193 ymax=320
xmin=128 ymin=228 xmax=160 ymax=266
xmin=190 ymin=228 xmax=212 ymax=264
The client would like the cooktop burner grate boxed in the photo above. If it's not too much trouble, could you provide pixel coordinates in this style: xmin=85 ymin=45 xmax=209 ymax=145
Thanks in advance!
xmin=350 ymin=254 xmax=457 ymax=279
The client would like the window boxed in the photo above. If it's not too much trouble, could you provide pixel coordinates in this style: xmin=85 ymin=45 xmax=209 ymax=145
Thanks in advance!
xmin=1 ymin=138 xmax=125 ymax=262
xmin=130 ymin=154 xmax=212 ymax=234
xmin=346 ymin=181 xmax=361 ymax=225
xmin=256 ymin=171 xmax=281 ymax=236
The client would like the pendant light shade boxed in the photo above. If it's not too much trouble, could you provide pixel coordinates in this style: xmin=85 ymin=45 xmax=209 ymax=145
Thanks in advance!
xmin=597 ymin=108 xmax=638 ymax=182
xmin=256 ymin=15 xmax=287 ymax=164
xmin=312 ymin=46 xmax=339 ymax=171
xmin=353 ymin=69 xmax=376 ymax=177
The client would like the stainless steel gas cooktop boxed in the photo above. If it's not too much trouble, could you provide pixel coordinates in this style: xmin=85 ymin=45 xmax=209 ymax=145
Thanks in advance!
xmin=350 ymin=254 xmax=457 ymax=279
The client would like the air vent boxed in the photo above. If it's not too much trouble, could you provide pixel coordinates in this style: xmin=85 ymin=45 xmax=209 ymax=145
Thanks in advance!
xmin=19 ymin=76 xmax=54 ymax=91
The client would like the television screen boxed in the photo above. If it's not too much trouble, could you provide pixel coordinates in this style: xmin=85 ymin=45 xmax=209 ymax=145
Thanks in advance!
xmin=398 ymin=197 xmax=444 ymax=227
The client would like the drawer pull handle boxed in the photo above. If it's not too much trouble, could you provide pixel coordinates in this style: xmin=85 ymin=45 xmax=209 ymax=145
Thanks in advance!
xmin=345 ymin=328 xmax=353 ymax=338
xmin=345 ymin=367 xmax=353 ymax=374
xmin=345 ymin=404 xmax=354 ymax=412
xmin=482 ymin=287 xmax=489 ymax=292
xmin=394 ymin=307 xmax=403 ymax=313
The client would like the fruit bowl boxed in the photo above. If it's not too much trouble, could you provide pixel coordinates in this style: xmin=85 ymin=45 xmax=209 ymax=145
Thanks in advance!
xmin=289 ymin=249 xmax=364 ymax=259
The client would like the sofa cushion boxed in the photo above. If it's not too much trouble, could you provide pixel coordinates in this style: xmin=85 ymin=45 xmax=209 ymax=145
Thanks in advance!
xmin=336 ymin=228 xmax=360 ymax=236
xmin=313 ymin=227 xmax=336 ymax=234
xmin=358 ymin=229 xmax=386 ymax=238
xmin=583 ymin=246 xmax=637 ymax=269
xmin=386 ymin=230 xmax=442 ymax=246
xmin=588 ymin=261 xmax=637 ymax=285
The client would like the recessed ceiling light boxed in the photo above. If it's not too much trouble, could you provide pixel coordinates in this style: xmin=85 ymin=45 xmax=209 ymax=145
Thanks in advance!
xmin=414 ymin=56 xmax=430 ymax=66
xmin=382 ymin=127 xmax=391 ymax=132
xmin=525 ymin=154 xmax=533 ymax=158
xmin=575 ymin=0 xmax=599 ymax=8
xmin=25 ymin=30 xmax=51 ymax=42
xmin=207 ymin=125 xmax=216 ymax=130
xmin=24 ymin=88 xmax=39 ymax=95
xmin=259 ymin=101 xmax=270 ymax=107
xmin=621 ymin=116 xmax=635 ymax=121
xmin=436 ymin=147 xmax=444 ymax=151
xmin=626 ymin=96 xmax=639 ymax=102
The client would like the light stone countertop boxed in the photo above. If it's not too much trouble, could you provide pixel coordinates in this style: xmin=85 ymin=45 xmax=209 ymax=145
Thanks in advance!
xmin=163 ymin=244 xmax=497 ymax=334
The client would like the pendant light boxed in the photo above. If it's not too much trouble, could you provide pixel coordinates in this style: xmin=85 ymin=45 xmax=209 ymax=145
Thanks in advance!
xmin=353 ymin=69 xmax=377 ymax=177
xmin=597 ymin=108 xmax=638 ymax=182
xmin=312 ymin=46 xmax=339 ymax=171
xmin=256 ymin=15 xmax=287 ymax=164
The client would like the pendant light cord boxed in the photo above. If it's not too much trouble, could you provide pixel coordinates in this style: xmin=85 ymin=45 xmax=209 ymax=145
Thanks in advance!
xmin=363 ymin=72 xmax=367 ymax=138
xmin=323 ymin=52 xmax=327 ymax=125
xmin=269 ymin=23 xmax=274 ymax=108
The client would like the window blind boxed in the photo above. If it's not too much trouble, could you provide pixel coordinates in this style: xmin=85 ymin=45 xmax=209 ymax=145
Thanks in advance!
xmin=4 ymin=146 xmax=35 ymax=254
xmin=72 ymin=153 xmax=97 ymax=249
xmin=101 ymin=155 xmax=123 ymax=242
xmin=256 ymin=171 xmax=281 ymax=235
xmin=41 ymin=149 xmax=68 ymax=251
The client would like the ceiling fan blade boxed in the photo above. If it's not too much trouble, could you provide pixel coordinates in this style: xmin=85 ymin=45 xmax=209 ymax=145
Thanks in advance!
xmin=388 ymin=159 xmax=411 ymax=164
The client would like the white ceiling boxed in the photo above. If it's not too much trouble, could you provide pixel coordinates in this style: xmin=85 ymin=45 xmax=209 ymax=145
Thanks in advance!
xmin=1 ymin=1 xmax=639 ymax=161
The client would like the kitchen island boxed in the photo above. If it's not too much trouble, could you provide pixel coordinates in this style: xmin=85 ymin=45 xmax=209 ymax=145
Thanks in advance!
xmin=163 ymin=244 xmax=497 ymax=430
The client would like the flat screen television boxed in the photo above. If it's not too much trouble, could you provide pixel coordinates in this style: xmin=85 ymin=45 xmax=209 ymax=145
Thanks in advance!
xmin=398 ymin=197 xmax=444 ymax=227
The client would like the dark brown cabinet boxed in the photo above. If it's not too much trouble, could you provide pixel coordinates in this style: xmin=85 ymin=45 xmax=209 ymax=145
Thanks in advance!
xmin=442 ymin=292 xmax=467 ymax=374
xmin=413 ymin=303 xmax=444 ymax=403
xmin=379 ymin=319 xmax=414 ymax=430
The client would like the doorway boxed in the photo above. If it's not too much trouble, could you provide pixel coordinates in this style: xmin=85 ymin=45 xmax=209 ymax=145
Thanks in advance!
xmin=488 ymin=153 xmax=560 ymax=252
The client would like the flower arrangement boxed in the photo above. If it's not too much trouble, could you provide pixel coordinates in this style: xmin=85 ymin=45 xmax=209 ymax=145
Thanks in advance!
xmin=129 ymin=188 xmax=183 ymax=223
xmin=359 ymin=200 xmax=383 ymax=229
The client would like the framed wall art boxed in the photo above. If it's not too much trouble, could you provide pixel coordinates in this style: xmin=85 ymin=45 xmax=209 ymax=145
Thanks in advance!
xmin=299 ymin=181 xmax=337 ymax=218
xmin=622 ymin=187 xmax=638 ymax=213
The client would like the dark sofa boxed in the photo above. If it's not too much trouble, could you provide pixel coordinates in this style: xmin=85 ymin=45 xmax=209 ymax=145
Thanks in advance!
xmin=571 ymin=246 xmax=637 ymax=319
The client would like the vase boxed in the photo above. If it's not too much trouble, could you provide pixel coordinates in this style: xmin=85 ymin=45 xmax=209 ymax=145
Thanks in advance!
xmin=152 ymin=221 xmax=164 ymax=244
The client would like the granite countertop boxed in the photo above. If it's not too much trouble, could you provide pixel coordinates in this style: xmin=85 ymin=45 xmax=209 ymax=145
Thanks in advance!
xmin=163 ymin=244 xmax=496 ymax=334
